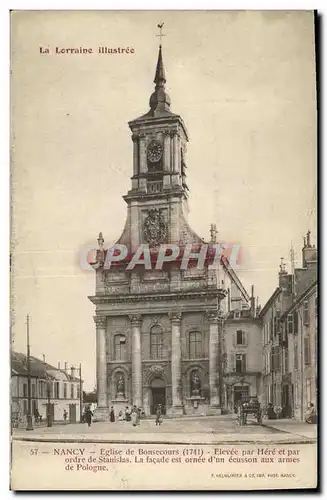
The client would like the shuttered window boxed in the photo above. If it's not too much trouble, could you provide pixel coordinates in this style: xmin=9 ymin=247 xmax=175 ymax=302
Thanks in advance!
xmin=293 ymin=312 xmax=299 ymax=334
xmin=236 ymin=329 xmax=245 ymax=345
xmin=235 ymin=354 xmax=246 ymax=373
xmin=304 ymin=337 xmax=311 ymax=365
xmin=294 ymin=343 xmax=298 ymax=370
xmin=303 ymin=301 xmax=310 ymax=326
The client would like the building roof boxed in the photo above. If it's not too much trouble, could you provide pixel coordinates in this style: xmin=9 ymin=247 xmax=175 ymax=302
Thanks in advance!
xmin=280 ymin=280 xmax=317 ymax=320
xmin=11 ymin=351 xmax=81 ymax=382
xmin=259 ymin=287 xmax=282 ymax=318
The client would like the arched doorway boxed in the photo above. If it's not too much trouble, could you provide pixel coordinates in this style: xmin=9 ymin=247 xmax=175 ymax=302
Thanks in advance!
xmin=150 ymin=377 xmax=166 ymax=415
xmin=233 ymin=384 xmax=249 ymax=410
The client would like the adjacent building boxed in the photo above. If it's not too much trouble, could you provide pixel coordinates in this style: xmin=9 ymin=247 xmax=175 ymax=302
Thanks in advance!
xmin=260 ymin=232 xmax=317 ymax=420
xmin=11 ymin=352 xmax=83 ymax=426
xmin=223 ymin=292 xmax=262 ymax=413
xmin=280 ymin=232 xmax=317 ymax=420
xmin=260 ymin=264 xmax=293 ymax=410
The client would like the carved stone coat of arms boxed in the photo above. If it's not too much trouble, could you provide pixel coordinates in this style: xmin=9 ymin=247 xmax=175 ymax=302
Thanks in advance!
xmin=143 ymin=209 xmax=167 ymax=247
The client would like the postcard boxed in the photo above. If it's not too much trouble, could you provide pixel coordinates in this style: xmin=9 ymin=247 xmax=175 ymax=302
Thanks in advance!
xmin=10 ymin=10 xmax=318 ymax=491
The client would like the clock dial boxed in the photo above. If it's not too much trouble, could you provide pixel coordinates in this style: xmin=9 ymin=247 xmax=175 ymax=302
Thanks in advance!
xmin=147 ymin=140 xmax=163 ymax=163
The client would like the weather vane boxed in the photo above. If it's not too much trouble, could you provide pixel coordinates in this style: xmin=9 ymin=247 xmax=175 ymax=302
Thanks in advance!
xmin=156 ymin=23 xmax=166 ymax=46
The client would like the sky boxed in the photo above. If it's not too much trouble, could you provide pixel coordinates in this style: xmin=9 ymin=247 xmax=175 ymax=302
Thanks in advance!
xmin=11 ymin=10 xmax=317 ymax=390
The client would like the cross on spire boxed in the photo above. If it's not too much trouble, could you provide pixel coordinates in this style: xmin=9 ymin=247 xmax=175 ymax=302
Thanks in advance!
xmin=156 ymin=23 xmax=166 ymax=47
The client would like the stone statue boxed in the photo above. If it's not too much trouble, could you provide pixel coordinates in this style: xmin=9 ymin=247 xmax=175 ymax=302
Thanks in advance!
xmin=191 ymin=371 xmax=201 ymax=397
xmin=116 ymin=375 xmax=125 ymax=397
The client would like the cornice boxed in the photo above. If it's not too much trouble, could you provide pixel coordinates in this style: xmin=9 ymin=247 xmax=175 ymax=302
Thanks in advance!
xmin=88 ymin=290 xmax=222 ymax=305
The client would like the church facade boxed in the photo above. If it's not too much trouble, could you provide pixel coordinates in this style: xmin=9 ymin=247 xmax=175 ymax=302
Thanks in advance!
xmin=89 ymin=45 xmax=259 ymax=419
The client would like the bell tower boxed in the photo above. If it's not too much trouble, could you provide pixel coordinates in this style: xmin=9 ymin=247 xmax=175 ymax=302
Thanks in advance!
xmin=117 ymin=43 xmax=198 ymax=252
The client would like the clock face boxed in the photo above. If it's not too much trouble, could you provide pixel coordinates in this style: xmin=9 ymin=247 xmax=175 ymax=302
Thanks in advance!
xmin=147 ymin=140 xmax=163 ymax=163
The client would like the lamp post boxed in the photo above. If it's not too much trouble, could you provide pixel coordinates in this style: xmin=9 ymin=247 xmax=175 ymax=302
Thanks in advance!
xmin=26 ymin=314 xmax=33 ymax=431
xmin=79 ymin=363 xmax=83 ymax=423
xmin=46 ymin=378 xmax=52 ymax=427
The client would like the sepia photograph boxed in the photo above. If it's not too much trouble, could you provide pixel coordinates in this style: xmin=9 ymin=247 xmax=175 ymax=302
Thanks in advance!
xmin=10 ymin=10 xmax=318 ymax=490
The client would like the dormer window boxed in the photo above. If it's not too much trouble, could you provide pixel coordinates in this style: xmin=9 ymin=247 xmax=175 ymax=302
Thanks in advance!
xmin=234 ymin=310 xmax=241 ymax=319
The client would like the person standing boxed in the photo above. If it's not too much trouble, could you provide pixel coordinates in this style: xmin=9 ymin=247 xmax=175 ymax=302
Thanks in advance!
xmin=155 ymin=404 xmax=162 ymax=426
xmin=267 ymin=403 xmax=277 ymax=420
xmin=84 ymin=405 xmax=93 ymax=427
xmin=63 ymin=409 xmax=68 ymax=424
xmin=125 ymin=406 xmax=131 ymax=422
xmin=131 ymin=405 xmax=138 ymax=427
xmin=305 ymin=403 xmax=316 ymax=424
xmin=110 ymin=406 xmax=115 ymax=422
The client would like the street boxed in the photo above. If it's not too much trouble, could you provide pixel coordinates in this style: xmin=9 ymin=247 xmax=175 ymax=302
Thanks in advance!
xmin=12 ymin=414 xmax=317 ymax=445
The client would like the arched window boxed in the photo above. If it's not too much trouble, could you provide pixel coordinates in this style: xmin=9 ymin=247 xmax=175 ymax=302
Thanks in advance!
xmin=189 ymin=331 xmax=202 ymax=359
xmin=150 ymin=325 xmax=164 ymax=360
xmin=114 ymin=334 xmax=126 ymax=361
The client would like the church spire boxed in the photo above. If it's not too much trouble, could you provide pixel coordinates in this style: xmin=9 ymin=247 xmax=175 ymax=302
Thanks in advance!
xmin=149 ymin=43 xmax=171 ymax=115
xmin=154 ymin=45 xmax=166 ymax=86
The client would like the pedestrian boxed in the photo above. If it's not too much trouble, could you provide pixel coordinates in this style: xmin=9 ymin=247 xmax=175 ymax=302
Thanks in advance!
xmin=131 ymin=405 xmax=139 ymax=427
xmin=155 ymin=404 xmax=163 ymax=426
xmin=267 ymin=402 xmax=277 ymax=420
xmin=110 ymin=406 xmax=115 ymax=422
xmin=63 ymin=409 xmax=68 ymax=424
xmin=125 ymin=406 xmax=131 ymax=422
xmin=84 ymin=405 xmax=93 ymax=427
xmin=305 ymin=403 xmax=316 ymax=424
xmin=34 ymin=408 xmax=41 ymax=424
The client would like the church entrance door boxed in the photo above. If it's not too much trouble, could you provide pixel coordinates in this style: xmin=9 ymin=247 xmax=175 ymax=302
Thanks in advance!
xmin=233 ymin=385 xmax=249 ymax=409
xmin=150 ymin=377 xmax=166 ymax=415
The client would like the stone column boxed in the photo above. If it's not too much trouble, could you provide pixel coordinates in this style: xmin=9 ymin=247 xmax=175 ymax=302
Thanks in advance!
xmin=171 ymin=131 xmax=181 ymax=186
xmin=129 ymin=315 xmax=142 ymax=407
xmin=163 ymin=130 xmax=171 ymax=189
xmin=172 ymin=132 xmax=179 ymax=173
xmin=207 ymin=311 xmax=220 ymax=409
xmin=94 ymin=315 xmax=108 ymax=409
xmin=131 ymin=133 xmax=139 ymax=190
xmin=170 ymin=312 xmax=183 ymax=415
xmin=138 ymin=134 xmax=147 ymax=191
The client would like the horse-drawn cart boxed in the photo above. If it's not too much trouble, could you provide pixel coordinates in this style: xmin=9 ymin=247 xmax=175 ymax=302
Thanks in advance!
xmin=237 ymin=396 xmax=262 ymax=426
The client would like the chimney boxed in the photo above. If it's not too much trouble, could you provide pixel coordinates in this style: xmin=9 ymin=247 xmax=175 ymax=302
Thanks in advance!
xmin=64 ymin=362 xmax=68 ymax=372
xmin=278 ymin=257 xmax=290 ymax=290
xmin=302 ymin=230 xmax=317 ymax=268
xmin=58 ymin=362 xmax=60 ymax=370
xmin=250 ymin=285 xmax=255 ymax=317
xmin=71 ymin=366 xmax=75 ymax=379
xmin=256 ymin=297 xmax=261 ymax=316
xmin=42 ymin=354 xmax=45 ymax=363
